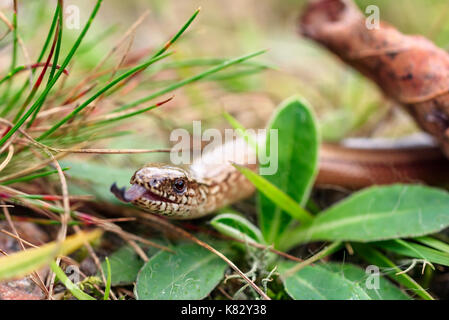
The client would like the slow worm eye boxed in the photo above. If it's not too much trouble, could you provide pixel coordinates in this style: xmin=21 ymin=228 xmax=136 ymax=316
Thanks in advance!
xmin=173 ymin=179 xmax=186 ymax=193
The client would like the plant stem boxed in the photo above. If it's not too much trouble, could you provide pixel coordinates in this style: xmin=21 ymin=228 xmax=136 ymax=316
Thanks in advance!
xmin=282 ymin=241 xmax=342 ymax=278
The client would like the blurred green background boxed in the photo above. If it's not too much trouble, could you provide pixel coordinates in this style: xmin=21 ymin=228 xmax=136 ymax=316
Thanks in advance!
xmin=2 ymin=0 xmax=449 ymax=166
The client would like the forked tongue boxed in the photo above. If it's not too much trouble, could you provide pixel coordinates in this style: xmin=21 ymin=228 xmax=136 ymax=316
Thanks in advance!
xmin=110 ymin=183 xmax=146 ymax=202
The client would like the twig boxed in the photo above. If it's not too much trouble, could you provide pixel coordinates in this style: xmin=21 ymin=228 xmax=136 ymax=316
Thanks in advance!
xmin=0 ymin=229 xmax=39 ymax=248
xmin=0 ymin=116 xmax=171 ymax=155
xmin=126 ymin=238 xmax=149 ymax=262
xmin=109 ymin=227 xmax=174 ymax=253
xmin=43 ymin=150 xmax=71 ymax=299
xmin=73 ymin=224 xmax=118 ymax=300
xmin=0 ymin=10 xmax=32 ymax=76
xmin=0 ymin=145 xmax=14 ymax=172
xmin=217 ymin=286 xmax=233 ymax=300
xmin=64 ymin=10 xmax=150 ymax=101
xmin=1 ymin=204 xmax=49 ymax=296
xmin=182 ymin=223 xmax=303 ymax=262
xmin=0 ymin=185 xmax=61 ymax=220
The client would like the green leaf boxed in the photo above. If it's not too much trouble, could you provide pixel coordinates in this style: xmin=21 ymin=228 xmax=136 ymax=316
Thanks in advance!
xmin=135 ymin=243 xmax=229 ymax=300
xmin=50 ymin=261 xmax=95 ymax=300
xmin=322 ymin=263 xmax=410 ymax=300
xmin=281 ymin=185 xmax=449 ymax=248
xmin=352 ymin=243 xmax=433 ymax=300
xmin=100 ymin=246 xmax=144 ymax=286
xmin=0 ymin=0 xmax=103 ymax=147
xmin=279 ymin=262 xmax=409 ymax=300
xmin=103 ymin=257 xmax=112 ymax=300
xmin=1 ymin=167 xmax=69 ymax=185
xmin=38 ymin=52 xmax=172 ymax=140
xmin=100 ymin=241 xmax=169 ymax=286
xmin=373 ymin=239 xmax=449 ymax=267
xmin=223 ymin=111 xmax=258 ymax=150
xmin=115 ymin=50 xmax=267 ymax=112
xmin=257 ymin=96 xmax=319 ymax=246
xmin=414 ymin=236 xmax=449 ymax=254
xmin=280 ymin=262 xmax=371 ymax=300
xmin=210 ymin=213 xmax=265 ymax=244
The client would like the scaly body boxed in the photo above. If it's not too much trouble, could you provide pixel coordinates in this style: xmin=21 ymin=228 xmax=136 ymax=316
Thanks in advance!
xmin=111 ymin=134 xmax=449 ymax=219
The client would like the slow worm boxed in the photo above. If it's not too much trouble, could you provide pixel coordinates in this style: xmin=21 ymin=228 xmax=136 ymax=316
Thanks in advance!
xmin=111 ymin=133 xmax=449 ymax=219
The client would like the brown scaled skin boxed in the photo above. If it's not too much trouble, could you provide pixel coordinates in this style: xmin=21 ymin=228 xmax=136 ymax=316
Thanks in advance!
xmin=317 ymin=143 xmax=449 ymax=189
xmin=112 ymin=140 xmax=449 ymax=219
xmin=126 ymin=164 xmax=208 ymax=218
xmin=300 ymin=0 xmax=449 ymax=157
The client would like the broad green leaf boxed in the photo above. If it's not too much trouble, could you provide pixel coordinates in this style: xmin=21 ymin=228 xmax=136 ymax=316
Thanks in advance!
xmin=279 ymin=262 xmax=368 ymax=300
xmin=352 ymin=243 xmax=433 ymax=300
xmin=100 ymin=246 xmax=145 ymax=286
xmin=210 ymin=213 xmax=265 ymax=244
xmin=257 ymin=96 xmax=319 ymax=246
xmin=281 ymin=185 xmax=449 ymax=248
xmin=373 ymin=240 xmax=449 ymax=266
xmin=99 ymin=242 xmax=166 ymax=286
xmin=0 ymin=229 xmax=102 ymax=281
xmin=279 ymin=262 xmax=409 ymax=300
xmin=135 ymin=243 xmax=229 ymax=300
xmin=322 ymin=263 xmax=410 ymax=300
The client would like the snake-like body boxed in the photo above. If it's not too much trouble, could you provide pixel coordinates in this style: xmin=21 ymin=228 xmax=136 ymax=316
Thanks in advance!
xmin=111 ymin=136 xmax=258 ymax=219
xmin=111 ymin=134 xmax=449 ymax=219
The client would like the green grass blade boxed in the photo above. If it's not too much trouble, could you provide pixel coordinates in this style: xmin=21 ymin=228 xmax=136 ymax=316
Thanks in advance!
xmin=373 ymin=239 xmax=449 ymax=266
xmin=99 ymin=8 xmax=199 ymax=100
xmin=414 ymin=236 xmax=449 ymax=254
xmin=1 ymin=4 xmax=60 ymax=116
xmin=353 ymin=243 xmax=434 ymax=300
xmin=103 ymin=257 xmax=111 ymax=300
xmin=13 ymin=4 xmax=62 ymax=124
xmin=0 ymin=66 xmax=28 ymax=86
xmin=0 ymin=0 xmax=103 ymax=147
xmin=0 ymin=167 xmax=69 ymax=185
xmin=36 ymin=4 xmax=60 ymax=62
xmin=152 ymin=7 xmax=200 ymax=58
xmin=283 ymin=241 xmax=342 ymax=277
xmin=160 ymin=58 xmax=273 ymax=70
xmin=46 ymin=0 xmax=63 ymax=85
xmin=1 ymin=1 xmax=18 ymax=105
xmin=233 ymin=164 xmax=314 ymax=225
xmin=93 ymin=97 xmax=172 ymax=127
xmin=223 ymin=111 xmax=258 ymax=151
xmin=37 ymin=52 xmax=172 ymax=140
xmin=50 ymin=260 xmax=96 ymax=300
xmin=114 ymin=50 xmax=267 ymax=112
